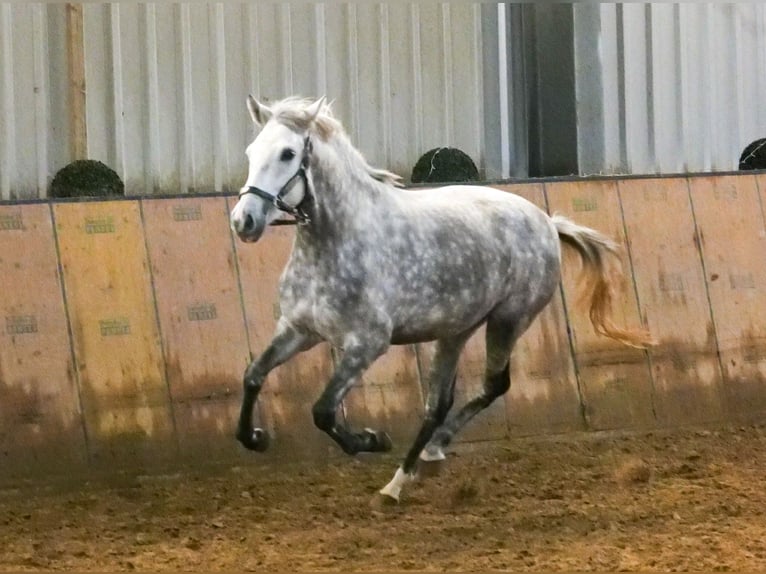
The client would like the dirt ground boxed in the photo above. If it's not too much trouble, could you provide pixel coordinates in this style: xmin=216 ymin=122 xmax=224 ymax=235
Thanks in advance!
xmin=2 ymin=423 xmax=766 ymax=572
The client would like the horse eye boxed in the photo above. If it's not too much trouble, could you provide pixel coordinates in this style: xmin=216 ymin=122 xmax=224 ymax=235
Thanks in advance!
xmin=280 ymin=148 xmax=296 ymax=162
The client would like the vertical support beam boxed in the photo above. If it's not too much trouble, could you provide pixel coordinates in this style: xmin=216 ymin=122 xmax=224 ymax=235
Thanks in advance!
xmin=66 ymin=3 xmax=87 ymax=160
xmin=497 ymin=3 xmax=510 ymax=178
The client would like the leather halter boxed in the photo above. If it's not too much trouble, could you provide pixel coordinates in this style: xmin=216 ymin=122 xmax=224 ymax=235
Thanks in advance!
xmin=238 ymin=136 xmax=313 ymax=225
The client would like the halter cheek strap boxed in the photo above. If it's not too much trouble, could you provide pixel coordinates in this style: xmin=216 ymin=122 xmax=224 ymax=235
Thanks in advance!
xmin=239 ymin=136 xmax=313 ymax=225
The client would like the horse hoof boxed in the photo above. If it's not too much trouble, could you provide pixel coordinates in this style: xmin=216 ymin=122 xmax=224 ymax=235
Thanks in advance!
xmin=364 ymin=428 xmax=392 ymax=453
xmin=370 ymin=491 xmax=400 ymax=510
xmin=237 ymin=427 xmax=270 ymax=452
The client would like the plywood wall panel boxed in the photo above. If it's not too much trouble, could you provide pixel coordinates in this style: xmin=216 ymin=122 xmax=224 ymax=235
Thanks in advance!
xmin=545 ymin=180 xmax=655 ymax=430
xmin=689 ymin=175 xmax=766 ymax=419
xmin=142 ymin=196 xmax=251 ymax=460
xmin=0 ymin=204 xmax=87 ymax=476
xmin=618 ymin=178 xmax=724 ymax=425
xmin=53 ymin=201 xmax=175 ymax=467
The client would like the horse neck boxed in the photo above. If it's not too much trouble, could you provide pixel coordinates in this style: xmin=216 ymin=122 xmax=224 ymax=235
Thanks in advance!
xmin=302 ymin=138 xmax=397 ymax=239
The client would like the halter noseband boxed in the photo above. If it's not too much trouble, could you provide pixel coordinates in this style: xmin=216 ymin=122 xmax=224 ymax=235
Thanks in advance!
xmin=238 ymin=136 xmax=313 ymax=225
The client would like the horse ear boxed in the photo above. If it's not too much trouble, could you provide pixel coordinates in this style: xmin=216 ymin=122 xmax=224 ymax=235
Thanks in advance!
xmin=247 ymin=95 xmax=272 ymax=126
xmin=305 ymin=96 xmax=326 ymax=123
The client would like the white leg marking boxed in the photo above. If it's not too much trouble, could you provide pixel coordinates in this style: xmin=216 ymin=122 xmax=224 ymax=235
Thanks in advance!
xmin=419 ymin=445 xmax=446 ymax=462
xmin=378 ymin=467 xmax=414 ymax=502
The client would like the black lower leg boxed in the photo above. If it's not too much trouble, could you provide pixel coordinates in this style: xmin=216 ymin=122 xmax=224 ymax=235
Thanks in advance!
xmin=310 ymin=338 xmax=391 ymax=455
xmin=402 ymin=415 xmax=442 ymax=474
xmin=430 ymin=362 xmax=510 ymax=451
xmin=401 ymin=373 xmax=457 ymax=473
xmin=312 ymin=403 xmax=391 ymax=455
xmin=236 ymin=324 xmax=318 ymax=452
xmin=236 ymin=373 xmax=269 ymax=451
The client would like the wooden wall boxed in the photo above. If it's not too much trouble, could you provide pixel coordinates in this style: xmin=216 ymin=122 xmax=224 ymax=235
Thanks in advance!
xmin=2 ymin=174 xmax=766 ymax=479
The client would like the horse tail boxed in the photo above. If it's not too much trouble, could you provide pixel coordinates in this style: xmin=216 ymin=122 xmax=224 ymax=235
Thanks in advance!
xmin=552 ymin=214 xmax=654 ymax=349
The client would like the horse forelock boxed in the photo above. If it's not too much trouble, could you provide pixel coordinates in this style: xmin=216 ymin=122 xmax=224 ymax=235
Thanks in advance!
xmin=270 ymin=97 xmax=338 ymax=140
xmin=267 ymin=96 xmax=403 ymax=189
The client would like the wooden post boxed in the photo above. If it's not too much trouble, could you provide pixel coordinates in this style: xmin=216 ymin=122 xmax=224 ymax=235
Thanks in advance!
xmin=66 ymin=3 xmax=86 ymax=160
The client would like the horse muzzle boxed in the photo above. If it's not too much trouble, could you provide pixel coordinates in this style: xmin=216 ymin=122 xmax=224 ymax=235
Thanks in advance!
xmin=233 ymin=211 xmax=267 ymax=243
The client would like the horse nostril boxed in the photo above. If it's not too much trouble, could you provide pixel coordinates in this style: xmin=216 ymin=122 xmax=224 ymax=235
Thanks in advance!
xmin=243 ymin=214 xmax=254 ymax=233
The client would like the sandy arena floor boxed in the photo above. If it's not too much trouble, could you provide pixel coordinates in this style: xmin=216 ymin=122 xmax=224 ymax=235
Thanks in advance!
xmin=1 ymin=422 xmax=766 ymax=571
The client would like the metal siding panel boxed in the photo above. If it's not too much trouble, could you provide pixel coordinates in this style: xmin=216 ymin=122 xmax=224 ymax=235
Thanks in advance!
xmin=278 ymin=5 xmax=293 ymax=95
xmin=599 ymin=4 xmax=622 ymax=173
xmin=441 ymin=4 xmax=454 ymax=145
xmin=243 ymin=5 xmax=260 ymax=100
xmin=0 ymin=204 xmax=87 ymax=477
xmin=691 ymin=175 xmax=766 ymax=418
xmin=32 ymin=5 xmax=49 ymax=197
xmin=53 ymin=201 xmax=175 ymax=467
xmin=254 ymin=4 xmax=283 ymax=101
xmin=345 ymin=4 xmax=360 ymax=144
xmin=417 ymin=3 xmax=447 ymax=153
xmin=545 ymin=180 xmax=655 ymax=430
xmin=83 ymin=4 xmax=115 ymax=169
xmin=758 ymin=7 xmax=766 ymax=135
xmin=387 ymin=4 xmax=418 ymax=178
xmin=142 ymin=197 xmax=249 ymax=460
xmin=736 ymin=4 xmax=764 ymax=160
xmin=622 ymin=4 xmax=652 ymax=173
xmin=144 ymin=4 xmax=160 ymax=193
xmin=495 ymin=183 xmax=584 ymax=435
xmin=186 ymin=5 xmax=214 ymax=192
xmin=410 ymin=5 xmax=424 ymax=162
xmin=319 ymin=5 xmax=352 ymax=130
xmin=222 ymin=4 xmax=249 ymax=193
xmin=111 ymin=4 xmax=149 ymax=195
xmin=354 ymin=4 xmax=385 ymax=167
xmin=210 ymin=3 xmax=226 ymax=192
xmin=1 ymin=2 xmax=491 ymax=196
xmin=287 ymin=6 xmax=318 ymax=98
xmin=379 ymin=5 xmax=392 ymax=170
xmin=228 ymin=208 xmax=336 ymax=458
xmin=449 ymin=3 xmax=483 ymax=174
xmin=573 ymin=5 xmax=606 ymax=175
xmin=0 ymin=4 xmax=15 ymax=199
xmin=150 ymin=4 xmax=181 ymax=192
xmin=679 ymin=4 xmax=710 ymax=172
xmin=710 ymin=6 xmax=739 ymax=172
xmin=649 ymin=5 xmax=683 ymax=174
xmin=0 ymin=5 xmax=47 ymax=198
xmin=573 ymin=3 xmax=766 ymax=176
xmin=313 ymin=5 xmax=327 ymax=96
xmin=10 ymin=5 xmax=38 ymax=196
xmin=618 ymin=178 xmax=724 ymax=425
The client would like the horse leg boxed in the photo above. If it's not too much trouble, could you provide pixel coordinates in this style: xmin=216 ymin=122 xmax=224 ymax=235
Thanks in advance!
xmin=379 ymin=333 xmax=471 ymax=502
xmin=311 ymin=334 xmax=391 ymax=455
xmin=425 ymin=314 xmax=529 ymax=457
xmin=237 ymin=318 xmax=321 ymax=452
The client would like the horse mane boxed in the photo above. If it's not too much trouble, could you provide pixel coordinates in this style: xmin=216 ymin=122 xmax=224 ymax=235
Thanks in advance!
xmin=268 ymin=97 xmax=403 ymax=188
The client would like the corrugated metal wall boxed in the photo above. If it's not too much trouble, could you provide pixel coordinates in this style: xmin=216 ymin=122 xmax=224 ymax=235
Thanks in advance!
xmin=2 ymin=3 xmax=766 ymax=198
xmin=0 ymin=2 xmax=489 ymax=199
xmin=0 ymin=4 xmax=69 ymax=200
xmin=572 ymin=3 xmax=766 ymax=175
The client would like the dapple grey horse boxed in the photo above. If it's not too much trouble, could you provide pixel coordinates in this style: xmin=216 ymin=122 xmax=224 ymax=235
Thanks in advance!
xmin=229 ymin=96 xmax=652 ymax=502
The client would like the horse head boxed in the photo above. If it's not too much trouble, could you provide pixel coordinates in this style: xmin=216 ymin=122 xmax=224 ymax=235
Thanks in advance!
xmin=230 ymin=96 xmax=326 ymax=242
